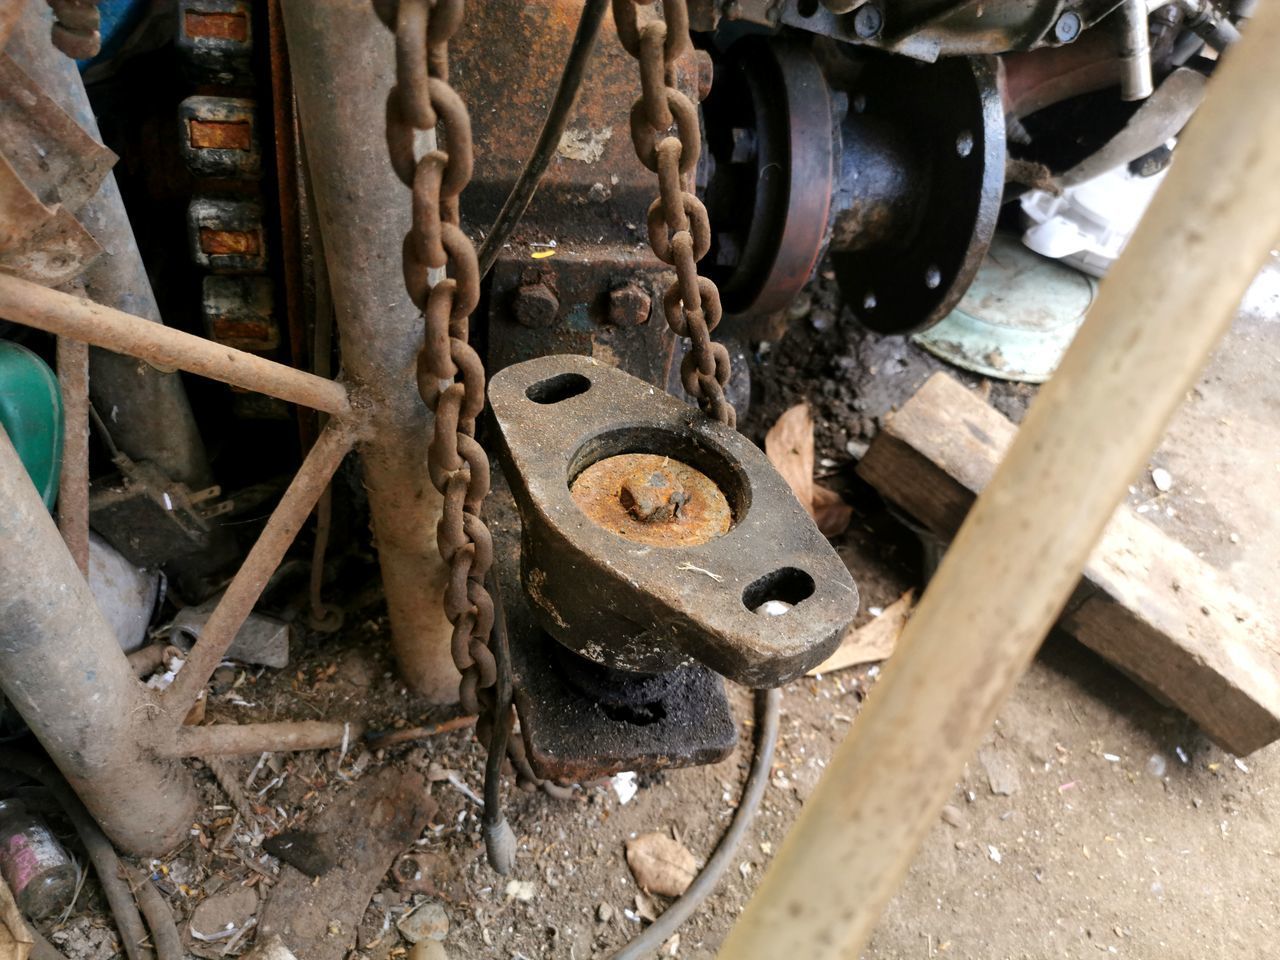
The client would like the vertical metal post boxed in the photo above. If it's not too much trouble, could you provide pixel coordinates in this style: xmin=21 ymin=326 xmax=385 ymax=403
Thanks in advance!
xmin=280 ymin=0 xmax=460 ymax=702
xmin=0 ymin=429 xmax=198 ymax=857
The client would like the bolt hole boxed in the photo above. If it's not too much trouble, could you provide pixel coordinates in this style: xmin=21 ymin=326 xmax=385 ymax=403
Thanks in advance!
xmin=925 ymin=264 xmax=942 ymax=289
xmin=796 ymin=0 xmax=819 ymax=15
xmin=955 ymin=130 xmax=974 ymax=158
xmin=526 ymin=372 xmax=591 ymax=404
xmin=744 ymin=567 xmax=816 ymax=614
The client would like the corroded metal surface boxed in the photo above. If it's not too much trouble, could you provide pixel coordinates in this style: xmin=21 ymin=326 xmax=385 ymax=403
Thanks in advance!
xmin=571 ymin=452 xmax=731 ymax=547
xmin=829 ymin=55 xmax=1006 ymax=334
xmin=491 ymin=354 xmax=858 ymax=685
xmin=489 ymin=484 xmax=737 ymax=782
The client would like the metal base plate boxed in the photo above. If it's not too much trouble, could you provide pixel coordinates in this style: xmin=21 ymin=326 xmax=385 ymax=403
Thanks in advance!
xmin=488 ymin=482 xmax=737 ymax=783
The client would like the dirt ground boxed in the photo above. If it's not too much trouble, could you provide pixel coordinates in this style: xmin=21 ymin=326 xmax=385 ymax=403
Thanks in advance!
xmin=27 ymin=252 xmax=1280 ymax=960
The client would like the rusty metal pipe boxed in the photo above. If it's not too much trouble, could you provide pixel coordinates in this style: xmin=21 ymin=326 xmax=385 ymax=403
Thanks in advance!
xmin=55 ymin=336 xmax=89 ymax=574
xmin=161 ymin=720 xmax=364 ymax=757
xmin=281 ymin=0 xmax=460 ymax=703
xmin=0 ymin=427 xmax=198 ymax=857
xmin=163 ymin=419 xmax=358 ymax=719
xmin=0 ymin=273 xmax=351 ymax=416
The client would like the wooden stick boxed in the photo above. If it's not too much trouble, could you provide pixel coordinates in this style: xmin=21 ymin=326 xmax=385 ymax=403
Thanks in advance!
xmin=718 ymin=7 xmax=1280 ymax=957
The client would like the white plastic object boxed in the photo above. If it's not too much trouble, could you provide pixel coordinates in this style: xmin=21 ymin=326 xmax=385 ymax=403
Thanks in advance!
xmin=1020 ymin=163 xmax=1167 ymax=277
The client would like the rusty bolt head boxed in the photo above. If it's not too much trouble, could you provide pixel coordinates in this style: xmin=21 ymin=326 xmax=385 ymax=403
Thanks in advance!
xmin=570 ymin=454 xmax=732 ymax=548
xmin=619 ymin=466 xmax=689 ymax=523
xmin=607 ymin=283 xmax=652 ymax=326
xmin=512 ymin=281 xmax=559 ymax=328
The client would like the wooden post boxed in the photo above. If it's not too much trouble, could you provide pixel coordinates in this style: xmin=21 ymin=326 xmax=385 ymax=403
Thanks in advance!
xmin=718 ymin=5 xmax=1280 ymax=957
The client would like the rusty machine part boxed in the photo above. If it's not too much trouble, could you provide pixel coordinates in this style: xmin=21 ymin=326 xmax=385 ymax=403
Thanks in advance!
xmin=487 ymin=355 xmax=856 ymax=779
xmin=701 ymin=39 xmax=1005 ymax=333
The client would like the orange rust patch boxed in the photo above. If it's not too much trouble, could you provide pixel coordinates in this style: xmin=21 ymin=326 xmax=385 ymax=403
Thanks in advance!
xmin=185 ymin=10 xmax=248 ymax=41
xmin=200 ymin=228 xmax=259 ymax=256
xmin=189 ymin=119 xmax=252 ymax=150
xmin=570 ymin=453 xmax=731 ymax=548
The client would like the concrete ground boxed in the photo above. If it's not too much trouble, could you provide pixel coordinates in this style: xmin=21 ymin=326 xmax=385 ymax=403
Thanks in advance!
xmin=863 ymin=252 xmax=1280 ymax=959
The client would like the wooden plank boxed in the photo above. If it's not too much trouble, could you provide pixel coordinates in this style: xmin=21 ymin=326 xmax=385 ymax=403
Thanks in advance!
xmin=857 ymin=372 xmax=1280 ymax=755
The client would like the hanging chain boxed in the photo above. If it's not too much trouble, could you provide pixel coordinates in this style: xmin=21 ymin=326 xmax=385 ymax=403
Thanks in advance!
xmin=47 ymin=0 xmax=103 ymax=59
xmin=380 ymin=0 xmax=550 ymax=807
xmin=613 ymin=0 xmax=735 ymax=428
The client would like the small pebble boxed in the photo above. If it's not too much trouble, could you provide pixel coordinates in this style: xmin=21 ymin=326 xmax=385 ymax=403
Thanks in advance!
xmin=1151 ymin=467 xmax=1173 ymax=492
xmin=940 ymin=805 xmax=964 ymax=828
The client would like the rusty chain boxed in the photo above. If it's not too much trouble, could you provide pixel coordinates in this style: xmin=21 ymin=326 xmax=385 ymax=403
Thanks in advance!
xmin=613 ymin=0 xmax=735 ymax=428
xmin=380 ymin=0 xmax=552 ymax=830
xmin=47 ymin=0 xmax=102 ymax=59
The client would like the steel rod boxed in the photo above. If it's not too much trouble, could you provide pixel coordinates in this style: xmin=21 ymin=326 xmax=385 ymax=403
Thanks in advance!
xmin=162 ymin=720 xmax=364 ymax=758
xmin=718 ymin=6 xmax=1280 ymax=956
xmin=0 ymin=428 xmax=198 ymax=856
xmin=163 ymin=420 xmax=357 ymax=719
xmin=0 ymin=273 xmax=351 ymax=416
xmin=55 ymin=336 xmax=90 ymax=575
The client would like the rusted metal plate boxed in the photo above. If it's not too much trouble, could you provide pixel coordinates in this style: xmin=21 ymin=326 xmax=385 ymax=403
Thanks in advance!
xmin=0 ymin=53 xmax=115 ymax=213
xmin=489 ymin=483 xmax=737 ymax=782
xmin=448 ymin=0 xmax=651 ymax=243
xmin=487 ymin=244 xmax=677 ymax=387
xmin=188 ymin=196 xmax=267 ymax=272
xmin=177 ymin=0 xmax=253 ymax=84
xmin=490 ymin=354 xmax=858 ymax=686
xmin=179 ymin=96 xmax=261 ymax=178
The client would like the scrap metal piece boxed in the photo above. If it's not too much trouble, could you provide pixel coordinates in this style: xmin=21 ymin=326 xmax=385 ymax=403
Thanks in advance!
xmin=490 ymin=354 xmax=858 ymax=686
xmin=188 ymin=196 xmax=267 ymax=272
xmin=179 ymin=96 xmax=261 ymax=179
xmin=171 ymin=594 xmax=290 ymax=668
xmin=489 ymin=484 xmax=737 ymax=781
xmin=89 ymin=454 xmax=223 ymax=568
xmin=176 ymin=0 xmax=253 ymax=85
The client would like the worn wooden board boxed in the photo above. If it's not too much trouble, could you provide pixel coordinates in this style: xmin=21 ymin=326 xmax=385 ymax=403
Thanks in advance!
xmin=258 ymin=767 xmax=435 ymax=960
xmin=857 ymin=372 xmax=1280 ymax=755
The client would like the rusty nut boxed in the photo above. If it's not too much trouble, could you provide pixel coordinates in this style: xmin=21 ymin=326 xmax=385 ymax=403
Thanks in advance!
xmin=607 ymin=283 xmax=652 ymax=327
xmin=512 ymin=281 xmax=559 ymax=328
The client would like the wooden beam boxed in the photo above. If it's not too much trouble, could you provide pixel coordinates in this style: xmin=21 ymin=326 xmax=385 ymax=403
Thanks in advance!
xmin=858 ymin=372 xmax=1280 ymax=756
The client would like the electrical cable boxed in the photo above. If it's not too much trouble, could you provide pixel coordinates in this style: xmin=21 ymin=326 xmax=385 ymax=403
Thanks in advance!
xmin=607 ymin=687 xmax=782 ymax=960
xmin=476 ymin=0 xmax=610 ymax=279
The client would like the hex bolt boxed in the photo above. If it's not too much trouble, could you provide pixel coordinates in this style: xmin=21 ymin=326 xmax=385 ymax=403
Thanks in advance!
xmin=512 ymin=281 xmax=559 ymax=328
xmin=1054 ymin=10 xmax=1082 ymax=42
xmin=852 ymin=3 xmax=883 ymax=38
xmin=619 ymin=466 xmax=689 ymax=523
xmin=607 ymin=283 xmax=652 ymax=326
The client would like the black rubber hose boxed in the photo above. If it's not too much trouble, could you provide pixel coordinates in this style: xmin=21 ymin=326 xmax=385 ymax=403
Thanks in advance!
xmin=476 ymin=0 xmax=610 ymax=279
xmin=0 ymin=751 xmax=156 ymax=960
xmin=607 ymin=687 xmax=782 ymax=960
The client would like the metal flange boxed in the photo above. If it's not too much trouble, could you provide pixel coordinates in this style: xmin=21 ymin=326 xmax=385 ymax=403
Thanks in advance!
xmin=488 ymin=354 xmax=858 ymax=687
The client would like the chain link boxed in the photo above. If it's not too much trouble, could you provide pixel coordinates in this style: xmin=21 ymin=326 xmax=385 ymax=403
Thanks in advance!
xmin=614 ymin=0 xmax=735 ymax=428
xmin=48 ymin=0 xmax=103 ymax=59
xmin=383 ymin=0 xmax=552 ymax=797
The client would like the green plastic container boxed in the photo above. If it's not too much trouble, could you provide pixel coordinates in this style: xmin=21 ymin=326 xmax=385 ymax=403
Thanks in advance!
xmin=0 ymin=341 xmax=64 ymax=509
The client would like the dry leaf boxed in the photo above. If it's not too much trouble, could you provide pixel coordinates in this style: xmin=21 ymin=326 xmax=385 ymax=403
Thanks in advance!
xmin=812 ymin=483 xmax=853 ymax=537
xmin=808 ymin=588 xmax=916 ymax=675
xmin=764 ymin=403 xmax=815 ymax=515
xmin=625 ymin=832 xmax=698 ymax=897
